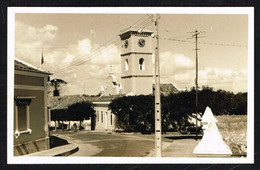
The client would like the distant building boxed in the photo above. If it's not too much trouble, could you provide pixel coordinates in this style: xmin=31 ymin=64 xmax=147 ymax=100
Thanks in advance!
xmin=93 ymin=95 xmax=124 ymax=131
xmin=14 ymin=59 xmax=52 ymax=156
xmin=100 ymin=66 xmax=121 ymax=96
xmin=48 ymin=94 xmax=98 ymax=130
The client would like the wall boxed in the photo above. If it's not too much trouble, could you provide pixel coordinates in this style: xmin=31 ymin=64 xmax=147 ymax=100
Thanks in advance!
xmin=14 ymin=71 xmax=49 ymax=156
xmin=94 ymin=103 xmax=116 ymax=131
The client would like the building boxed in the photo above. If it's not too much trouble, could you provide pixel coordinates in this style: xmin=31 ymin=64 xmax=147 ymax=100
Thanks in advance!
xmin=14 ymin=59 xmax=52 ymax=156
xmin=100 ymin=66 xmax=121 ymax=96
xmin=120 ymin=26 xmax=154 ymax=95
xmin=48 ymin=94 xmax=98 ymax=130
xmin=93 ymin=95 xmax=124 ymax=131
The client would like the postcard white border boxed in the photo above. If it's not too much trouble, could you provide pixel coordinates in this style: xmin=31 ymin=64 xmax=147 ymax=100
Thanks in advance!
xmin=7 ymin=7 xmax=254 ymax=164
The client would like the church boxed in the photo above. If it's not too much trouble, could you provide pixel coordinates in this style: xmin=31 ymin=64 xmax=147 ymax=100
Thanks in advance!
xmin=93 ymin=25 xmax=179 ymax=131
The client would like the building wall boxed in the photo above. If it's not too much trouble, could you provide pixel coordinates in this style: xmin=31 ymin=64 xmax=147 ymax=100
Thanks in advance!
xmin=120 ymin=30 xmax=153 ymax=95
xmin=94 ymin=103 xmax=116 ymax=131
xmin=14 ymin=71 xmax=49 ymax=156
xmin=122 ymin=76 xmax=153 ymax=95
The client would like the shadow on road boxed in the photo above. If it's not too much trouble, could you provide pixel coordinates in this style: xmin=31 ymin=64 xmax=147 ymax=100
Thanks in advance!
xmin=164 ymin=135 xmax=202 ymax=140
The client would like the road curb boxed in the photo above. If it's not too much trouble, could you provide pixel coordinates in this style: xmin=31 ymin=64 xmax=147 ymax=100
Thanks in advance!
xmin=54 ymin=145 xmax=79 ymax=156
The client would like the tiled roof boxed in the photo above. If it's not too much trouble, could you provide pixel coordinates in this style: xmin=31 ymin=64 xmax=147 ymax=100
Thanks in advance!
xmin=15 ymin=59 xmax=51 ymax=75
xmin=48 ymin=95 xmax=99 ymax=110
xmin=153 ymin=83 xmax=179 ymax=96
xmin=94 ymin=94 xmax=125 ymax=102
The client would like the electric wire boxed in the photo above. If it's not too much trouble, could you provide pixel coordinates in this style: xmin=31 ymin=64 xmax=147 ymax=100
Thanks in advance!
xmin=53 ymin=15 xmax=153 ymax=74
xmin=160 ymin=37 xmax=247 ymax=47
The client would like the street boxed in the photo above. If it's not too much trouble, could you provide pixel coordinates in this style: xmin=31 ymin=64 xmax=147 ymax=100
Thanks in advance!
xmin=51 ymin=131 xmax=201 ymax=157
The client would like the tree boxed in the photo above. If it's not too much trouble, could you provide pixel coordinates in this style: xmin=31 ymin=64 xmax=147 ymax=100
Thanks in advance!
xmin=162 ymin=91 xmax=195 ymax=131
xmin=50 ymin=78 xmax=67 ymax=96
xmin=231 ymin=92 xmax=247 ymax=115
xmin=109 ymin=95 xmax=154 ymax=133
xmin=51 ymin=109 xmax=68 ymax=131
xmin=108 ymin=87 xmax=247 ymax=133
xmin=67 ymin=101 xmax=95 ymax=130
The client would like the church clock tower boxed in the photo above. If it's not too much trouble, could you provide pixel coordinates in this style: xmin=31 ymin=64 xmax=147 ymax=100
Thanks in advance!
xmin=119 ymin=26 xmax=153 ymax=95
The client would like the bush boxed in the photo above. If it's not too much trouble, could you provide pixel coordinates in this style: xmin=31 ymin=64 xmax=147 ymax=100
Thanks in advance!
xmin=108 ymin=87 xmax=247 ymax=133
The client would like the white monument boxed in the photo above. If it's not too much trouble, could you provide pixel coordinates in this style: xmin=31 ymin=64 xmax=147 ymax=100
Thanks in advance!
xmin=193 ymin=106 xmax=232 ymax=156
xmin=201 ymin=106 xmax=218 ymax=131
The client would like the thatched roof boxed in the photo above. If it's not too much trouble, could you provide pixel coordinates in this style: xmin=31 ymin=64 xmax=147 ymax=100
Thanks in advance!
xmin=48 ymin=95 xmax=98 ymax=110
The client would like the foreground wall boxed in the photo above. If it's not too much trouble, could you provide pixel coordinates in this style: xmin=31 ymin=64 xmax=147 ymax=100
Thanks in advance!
xmin=14 ymin=70 xmax=50 ymax=156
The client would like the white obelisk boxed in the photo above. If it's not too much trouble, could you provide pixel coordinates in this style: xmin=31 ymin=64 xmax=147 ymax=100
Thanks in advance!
xmin=193 ymin=106 xmax=232 ymax=156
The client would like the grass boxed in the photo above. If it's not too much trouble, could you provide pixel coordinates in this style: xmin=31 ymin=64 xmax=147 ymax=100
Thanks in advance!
xmin=216 ymin=115 xmax=247 ymax=156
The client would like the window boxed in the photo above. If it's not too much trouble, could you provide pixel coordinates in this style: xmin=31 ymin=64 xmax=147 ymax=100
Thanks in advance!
xmin=96 ymin=111 xmax=99 ymax=122
xmin=18 ymin=104 xmax=27 ymax=131
xmin=14 ymin=96 xmax=34 ymax=138
xmin=125 ymin=59 xmax=129 ymax=71
xmin=111 ymin=114 xmax=113 ymax=125
xmin=139 ymin=58 xmax=145 ymax=70
xmin=101 ymin=111 xmax=103 ymax=123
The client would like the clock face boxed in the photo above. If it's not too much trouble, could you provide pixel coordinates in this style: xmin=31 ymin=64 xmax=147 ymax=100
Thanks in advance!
xmin=138 ymin=39 xmax=145 ymax=47
xmin=124 ymin=40 xmax=128 ymax=48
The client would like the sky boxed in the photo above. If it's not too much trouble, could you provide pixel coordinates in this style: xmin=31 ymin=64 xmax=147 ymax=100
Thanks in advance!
xmin=13 ymin=8 xmax=250 ymax=95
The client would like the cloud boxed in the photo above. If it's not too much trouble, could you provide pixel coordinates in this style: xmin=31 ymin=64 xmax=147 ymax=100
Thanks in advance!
xmin=15 ymin=21 xmax=119 ymax=95
xmin=158 ymin=51 xmax=247 ymax=93
xmin=163 ymin=67 xmax=248 ymax=93
xmin=160 ymin=51 xmax=195 ymax=76
xmin=16 ymin=21 xmax=58 ymax=44
xmin=77 ymin=39 xmax=92 ymax=56
xmin=90 ymin=44 xmax=120 ymax=66
xmin=15 ymin=21 xmax=59 ymax=67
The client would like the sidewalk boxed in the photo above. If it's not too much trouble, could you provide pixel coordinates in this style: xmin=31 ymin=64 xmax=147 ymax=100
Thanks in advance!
xmin=25 ymin=143 xmax=79 ymax=156
xmin=24 ymin=134 xmax=79 ymax=157
xmin=147 ymin=138 xmax=201 ymax=157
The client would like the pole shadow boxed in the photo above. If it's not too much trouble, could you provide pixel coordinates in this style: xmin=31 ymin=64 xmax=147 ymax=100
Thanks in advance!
xmin=164 ymin=135 xmax=202 ymax=140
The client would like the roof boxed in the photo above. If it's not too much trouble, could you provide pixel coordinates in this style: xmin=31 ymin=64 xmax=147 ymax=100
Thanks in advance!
xmin=94 ymin=94 xmax=125 ymax=102
xmin=48 ymin=95 xmax=99 ymax=110
xmin=153 ymin=83 xmax=179 ymax=96
xmin=120 ymin=25 xmax=153 ymax=35
xmin=15 ymin=59 xmax=51 ymax=75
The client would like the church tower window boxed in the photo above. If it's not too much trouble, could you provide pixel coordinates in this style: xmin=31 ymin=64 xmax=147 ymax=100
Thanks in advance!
xmin=139 ymin=58 xmax=145 ymax=70
xmin=125 ymin=59 xmax=129 ymax=71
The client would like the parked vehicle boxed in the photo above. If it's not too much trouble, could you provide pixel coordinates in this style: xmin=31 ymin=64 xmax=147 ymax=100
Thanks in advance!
xmin=180 ymin=125 xmax=203 ymax=135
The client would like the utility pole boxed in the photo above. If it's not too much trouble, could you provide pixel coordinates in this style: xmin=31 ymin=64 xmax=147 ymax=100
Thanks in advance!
xmin=154 ymin=14 xmax=162 ymax=157
xmin=189 ymin=29 xmax=205 ymax=140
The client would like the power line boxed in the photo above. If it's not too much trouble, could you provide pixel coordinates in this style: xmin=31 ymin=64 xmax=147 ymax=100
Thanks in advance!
xmin=160 ymin=37 xmax=247 ymax=47
xmin=53 ymin=14 xmax=153 ymax=75
xmin=54 ymin=38 xmax=121 ymax=74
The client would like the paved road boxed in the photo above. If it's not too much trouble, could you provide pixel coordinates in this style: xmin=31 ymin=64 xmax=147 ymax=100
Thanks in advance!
xmin=51 ymin=131 xmax=201 ymax=157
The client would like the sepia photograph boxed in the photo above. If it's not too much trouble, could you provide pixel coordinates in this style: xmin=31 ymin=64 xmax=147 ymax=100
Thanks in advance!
xmin=7 ymin=7 xmax=254 ymax=164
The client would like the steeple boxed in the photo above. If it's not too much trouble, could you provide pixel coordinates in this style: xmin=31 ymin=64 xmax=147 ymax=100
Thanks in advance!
xmin=109 ymin=65 xmax=113 ymax=75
